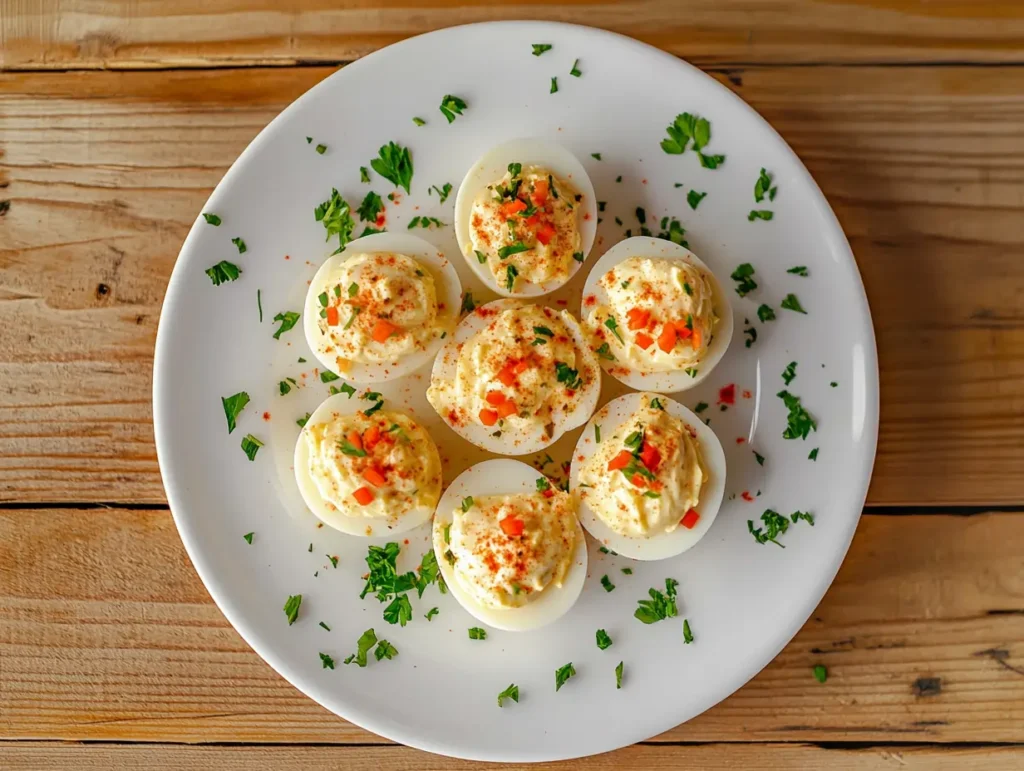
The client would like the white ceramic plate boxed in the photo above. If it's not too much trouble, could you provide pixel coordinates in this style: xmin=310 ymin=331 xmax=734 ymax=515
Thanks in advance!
xmin=153 ymin=21 xmax=878 ymax=763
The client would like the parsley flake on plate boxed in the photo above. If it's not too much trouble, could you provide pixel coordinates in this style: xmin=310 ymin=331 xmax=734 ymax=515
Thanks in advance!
xmin=320 ymin=370 xmax=340 ymax=383
xmin=531 ymin=43 xmax=552 ymax=56
xmin=813 ymin=664 xmax=828 ymax=683
xmin=344 ymin=628 xmax=377 ymax=667
xmin=319 ymin=621 xmax=331 ymax=631
xmin=730 ymin=263 xmax=757 ymax=297
xmin=429 ymin=182 xmax=453 ymax=203
xmin=781 ymin=293 xmax=807 ymax=314
xmin=221 ymin=392 xmax=250 ymax=434
xmin=231 ymin=237 xmax=247 ymax=254
xmin=782 ymin=361 xmax=797 ymax=386
xmin=787 ymin=265 xmax=809 ymax=276
xmin=272 ymin=310 xmax=300 ymax=340
xmin=591 ymin=152 xmax=602 ymax=160
xmin=296 ymin=412 xmax=311 ymax=428
xmin=757 ymin=303 xmax=776 ymax=322
xmin=683 ymin=618 xmax=694 ymax=644
xmin=497 ymin=683 xmax=520 ymax=707
xmin=748 ymin=510 xmax=790 ymax=547
xmin=375 ymin=639 xmax=398 ymax=661
xmin=412 ymin=116 xmax=426 ymax=126
xmin=319 ymin=652 xmax=335 ymax=669
xmin=283 ymin=594 xmax=302 ymax=625
xmin=425 ymin=607 xmax=439 ymax=621
xmin=382 ymin=594 xmax=413 ymax=627
xmin=754 ymin=167 xmax=777 ymax=203
xmin=240 ymin=434 xmax=263 ymax=461
xmin=777 ymin=390 xmax=817 ymax=440
xmin=596 ymin=629 xmax=613 ymax=650
xmin=205 ymin=260 xmax=241 ymax=286
xmin=634 ymin=578 xmax=678 ymax=624
xmin=202 ymin=212 xmax=221 ymax=226
xmin=748 ymin=209 xmax=773 ymax=222
xmin=621 ymin=567 xmax=633 ymax=575
xmin=694 ymin=402 xmax=709 ymax=414
xmin=615 ymin=661 xmax=624 ymax=689
xmin=570 ymin=58 xmax=582 ymax=77
xmin=359 ymin=166 xmax=370 ymax=183
xmin=439 ymin=94 xmax=467 ymax=123
xmin=753 ymin=451 xmax=765 ymax=466
xmin=656 ymin=217 xmax=687 ymax=246
xmin=314 ymin=188 xmax=355 ymax=252
xmin=600 ymin=575 xmax=615 ymax=593
xmin=743 ymin=326 xmax=757 ymax=348
xmin=371 ymin=141 xmax=413 ymax=193
xmin=468 ymin=627 xmax=487 ymax=641
xmin=356 ymin=191 xmax=385 ymax=222
xmin=243 ymin=532 xmax=254 ymax=544
xmin=808 ymin=447 xmax=820 ymax=461
xmin=687 ymin=190 xmax=707 ymax=209
xmin=554 ymin=662 xmax=576 ymax=692
xmin=315 ymin=143 xmax=327 ymax=155
xmin=407 ymin=215 xmax=446 ymax=229
xmin=550 ymin=77 xmax=558 ymax=94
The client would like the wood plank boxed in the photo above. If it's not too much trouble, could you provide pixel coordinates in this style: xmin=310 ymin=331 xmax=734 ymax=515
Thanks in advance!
xmin=2 ymin=508 xmax=1022 ymax=744
xmin=3 ymin=741 xmax=1022 ymax=771
xmin=3 ymin=1 xmax=1024 ymax=70
xmin=1 ymin=66 xmax=1023 ymax=505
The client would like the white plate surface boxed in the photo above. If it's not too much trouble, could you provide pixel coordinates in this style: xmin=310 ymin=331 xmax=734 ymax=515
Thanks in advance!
xmin=154 ymin=21 xmax=878 ymax=763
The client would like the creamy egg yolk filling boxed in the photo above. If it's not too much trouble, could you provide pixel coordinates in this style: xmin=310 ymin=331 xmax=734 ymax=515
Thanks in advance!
xmin=468 ymin=164 xmax=582 ymax=290
xmin=436 ymin=486 xmax=576 ymax=609
xmin=311 ymin=252 xmax=444 ymax=371
xmin=588 ymin=256 xmax=717 ymax=372
xmin=303 ymin=409 xmax=440 ymax=520
xmin=429 ymin=305 xmax=593 ymax=439
xmin=578 ymin=396 xmax=706 ymax=538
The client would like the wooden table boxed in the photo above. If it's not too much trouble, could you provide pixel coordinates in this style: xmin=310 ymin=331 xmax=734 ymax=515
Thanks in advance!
xmin=2 ymin=2 xmax=1023 ymax=768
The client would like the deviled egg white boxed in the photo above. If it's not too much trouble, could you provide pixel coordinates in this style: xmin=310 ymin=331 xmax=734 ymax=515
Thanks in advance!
xmin=294 ymin=391 xmax=442 ymax=537
xmin=570 ymin=391 xmax=726 ymax=560
xmin=433 ymin=459 xmax=587 ymax=631
xmin=454 ymin=138 xmax=597 ymax=297
xmin=581 ymin=237 xmax=733 ymax=392
xmin=303 ymin=232 xmax=462 ymax=383
xmin=426 ymin=299 xmax=601 ymax=455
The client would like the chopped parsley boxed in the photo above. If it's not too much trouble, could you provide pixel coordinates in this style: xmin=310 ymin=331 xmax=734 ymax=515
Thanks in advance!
xmin=791 ymin=511 xmax=815 ymax=525
xmin=757 ymin=304 xmax=776 ymax=322
xmin=339 ymin=439 xmax=366 ymax=457
xmin=531 ymin=43 xmax=552 ymax=56
xmin=425 ymin=607 xmax=439 ymax=621
xmin=257 ymin=289 xmax=262 ymax=322
xmin=202 ymin=212 xmax=221 ymax=226
xmin=550 ymin=77 xmax=558 ymax=94
xmin=748 ymin=209 xmax=774 ymax=222
xmin=682 ymin=619 xmax=695 ymax=644
xmin=599 ymin=546 xmax=617 ymax=555
xmin=468 ymin=627 xmax=487 ymax=641
xmin=314 ymin=188 xmax=355 ymax=252
xmin=595 ymin=424 xmax=601 ymax=443
xmin=781 ymin=293 xmax=807 ymax=314
xmin=777 ymin=390 xmax=817 ymax=440
xmin=699 ymin=153 xmax=726 ymax=168
xmin=754 ymin=168 xmax=777 ymax=203
xmin=591 ymin=153 xmax=602 ymax=160
xmin=596 ymin=629 xmax=613 ymax=650
xmin=360 ymin=542 xmax=417 ymax=604
xmin=634 ymin=578 xmax=678 ymax=624
xmin=787 ymin=266 xmax=809 ymax=276
xmin=407 ymin=215 xmax=446 ymax=229
xmin=743 ymin=326 xmax=757 ymax=348
xmin=554 ymin=361 xmax=584 ymax=390
xmin=554 ymin=662 xmax=576 ymax=692
xmin=497 ymin=683 xmax=520 ymax=707
xmin=315 ymin=143 xmax=327 ymax=155
xmin=687 ymin=190 xmax=707 ymax=209
xmin=243 ymin=532 xmax=254 ymax=544
xmin=283 ymin=594 xmax=302 ymax=625
xmin=753 ymin=451 xmax=765 ymax=466
xmin=656 ymin=217 xmax=687 ymax=246
xmin=319 ymin=621 xmax=331 ymax=631
xmin=604 ymin=316 xmax=624 ymax=344
xmin=460 ymin=291 xmax=476 ymax=315
xmin=327 ymin=554 xmax=339 ymax=569
xmin=231 ymin=237 xmax=247 ymax=254
xmin=782 ymin=361 xmax=797 ymax=385
xmin=205 ymin=260 xmax=241 ymax=286
xmin=415 ymin=548 xmax=442 ymax=597
xmin=498 ymin=241 xmax=530 ymax=259
xmin=319 ymin=370 xmax=340 ymax=384
xmin=332 ymin=382 xmax=354 ymax=398
xmin=475 ymin=250 xmax=487 ymax=264
xmin=362 ymin=395 xmax=384 ymax=417
xmin=684 ymin=367 xmax=699 ymax=378
xmin=461 ymin=496 xmax=474 ymax=512
xmin=730 ymin=263 xmax=757 ymax=297
xmin=370 ymin=141 xmax=413 ymax=193
xmin=429 ymin=182 xmax=453 ymax=203
xmin=296 ymin=412 xmax=311 ymax=428
xmin=570 ymin=58 xmax=582 ymax=77
xmin=439 ymin=94 xmax=467 ymax=123
xmin=221 ymin=392 xmax=250 ymax=434
xmin=374 ymin=638 xmax=398 ymax=661
xmin=272 ymin=310 xmax=300 ymax=339
xmin=748 ymin=510 xmax=789 ymax=546
xmin=359 ymin=166 xmax=370 ymax=183
xmin=830 ymin=381 xmax=838 ymax=388
xmin=536 ymin=476 xmax=551 ymax=493
xmin=382 ymin=594 xmax=413 ymax=626
xmin=694 ymin=402 xmax=709 ymax=414
xmin=622 ymin=567 xmax=633 ymax=575
xmin=595 ymin=342 xmax=616 ymax=361
xmin=344 ymin=628 xmax=377 ymax=667
xmin=809 ymin=447 xmax=819 ymax=461
xmin=505 ymin=264 xmax=519 ymax=292
xmin=573 ymin=251 xmax=585 ymax=263
xmin=356 ymin=191 xmax=385 ymax=222
xmin=411 ymin=116 xmax=426 ymax=127
xmin=600 ymin=575 xmax=615 ymax=593
xmin=240 ymin=434 xmax=263 ymax=461
xmin=343 ymin=307 xmax=361 ymax=330
xmin=278 ymin=379 xmax=295 ymax=395
xmin=615 ymin=661 xmax=624 ymax=689
xmin=813 ymin=664 xmax=828 ymax=683
xmin=319 ymin=652 xmax=335 ymax=669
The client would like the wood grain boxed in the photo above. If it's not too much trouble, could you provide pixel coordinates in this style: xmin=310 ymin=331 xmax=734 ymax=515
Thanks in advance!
xmin=3 ymin=508 xmax=1022 ymax=744
xmin=1 ymin=65 xmax=1022 ymax=505
xmin=3 ymin=1 xmax=1024 ymax=70
xmin=3 ymin=741 xmax=1023 ymax=770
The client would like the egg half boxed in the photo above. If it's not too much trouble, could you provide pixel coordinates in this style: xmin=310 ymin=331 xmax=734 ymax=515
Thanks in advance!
xmin=569 ymin=391 xmax=726 ymax=560
xmin=294 ymin=391 xmax=442 ymax=537
xmin=433 ymin=459 xmax=588 ymax=631
xmin=581 ymin=237 xmax=733 ymax=393
xmin=426 ymin=299 xmax=601 ymax=455
xmin=303 ymin=232 xmax=462 ymax=383
xmin=454 ymin=138 xmax=597 ymax=297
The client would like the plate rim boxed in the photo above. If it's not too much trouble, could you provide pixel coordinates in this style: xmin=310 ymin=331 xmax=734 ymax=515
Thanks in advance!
xmin=153 ymin=19 xmax=880 ymax=762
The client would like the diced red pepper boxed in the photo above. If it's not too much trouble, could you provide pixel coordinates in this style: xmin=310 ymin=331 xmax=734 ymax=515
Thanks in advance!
xmin=626 ymin=308 xmax=650 ymax=330
xmin=353 ymin=486 xmax=374 ymax=505
xmin=535 ymin=222 xmax=556 ymax=245
xmin=371 ymin=319 xmax=399 ymax=343
xmin=680 ymin=509 xmax=701 ymax=529
xmin=479 ymin=408 xmax=499 ymax=427
xmin=635 ymin=332 xmax=653 ymax=350
xmin=531 ymin=179 xmax=549 ymax=206
xmin=657 ymin=323 xmax=677 ymax=353
xmin=362 ymin=424 xmax=381 ymax=450
xmin=500 ymin=199 xmax=527 ymax=218
xmin=630 ymin=473 xmax=647 ymax=488
xmin=500 ymin=515 xmax=525 ymax=537
xmin=639 ymin=444 xmax=661 ymax=473
xmin=485 ymin=391 xmax=507 ymax=406
xmin=347 ymin=430 xmax=363 ymax=452
xmin=607 ymin=450 xmax=632 ymax=471
xmin=496 ymin=400 xmax=518 ymax=419
xmin=362 ymin=467 xmax=387 ymax=487
xmin=497 ymin=367 xmax=516 ymax=387
xmin=325 ymin=306 xmax=340 ymax=326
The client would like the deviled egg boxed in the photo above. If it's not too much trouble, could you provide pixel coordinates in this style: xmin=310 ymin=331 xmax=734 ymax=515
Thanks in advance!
xmin=303 ymin=232 xmax=462 ymax=383
xmin=294 ymin=391 xmax=442 ymax=537
xmin=570 ymin=391 xmax=726 ymax=560
xmin=426 ymin=299 xmax=601 ymax=455
xmin=581 ymin=237 xmax=733 ymax=392
xmin=433 ymin=459 xmax=587 ymax=631
xmin=454 ymin=138 xmax=597 ymax=297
